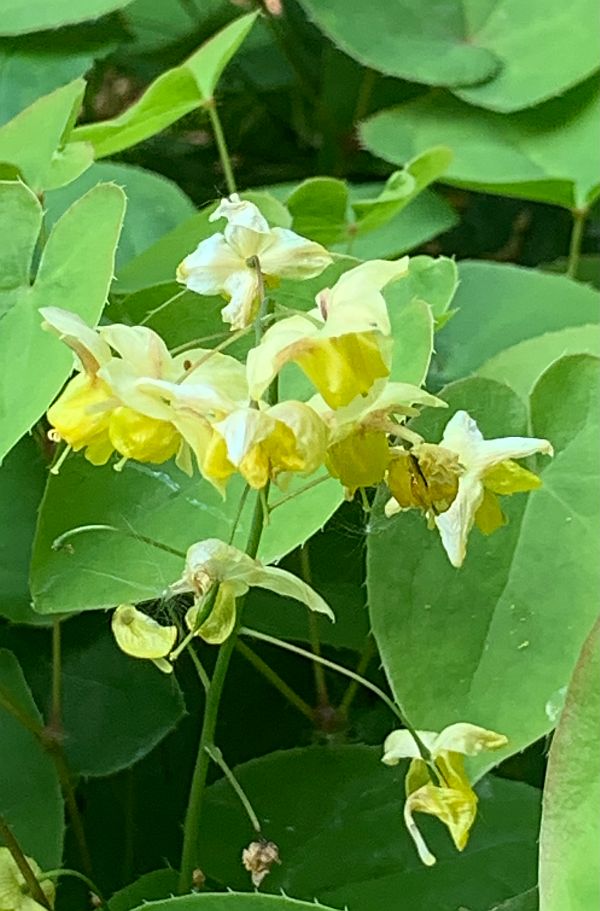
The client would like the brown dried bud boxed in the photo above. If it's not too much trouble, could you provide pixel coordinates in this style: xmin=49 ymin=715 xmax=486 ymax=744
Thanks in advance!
xmin=242 ymin=839 xmax=281 ymax=888
xmin=192 ymin=868 xmax=206 ymax=889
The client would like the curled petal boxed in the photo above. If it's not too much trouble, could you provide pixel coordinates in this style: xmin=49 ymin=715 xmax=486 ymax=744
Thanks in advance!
xmin=259 ymin=227 xmax=332 ymax=279
xmin=177 ymin=232 xmax=244 ymax=294
xmin=209 ymin=194 xmax=270 ymax=234
xmin=434 ymin=474 xmax=484 ymax=568
xmin=221 ymin=268 xmax=261 ymax=329
xmin=246 ymin=315 xmax=317 ymax=401
xmin=99 ymin=324 xmax=173 ymax=378
xmin=382 ymin=729 xmax=438 ymax=765
xmin=111 ymin=605 xmax=177 ymax=666
xmin=405 ymin=783 xmax=478 ymax=864
xmin=41 ymin=306 xmax=111 ymax=375
xmin=250 ymin=565 xmax=334 ymax=620
xmin=186 ymin=581 xmax=238 ymax=644
xmin=433 ymin=723 xmax=508 ymax=756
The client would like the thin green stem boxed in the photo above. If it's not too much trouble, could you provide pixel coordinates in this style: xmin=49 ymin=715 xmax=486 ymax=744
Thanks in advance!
xmin=227 ymin=484 xmax=250 ymax=545
xmin=206 ymin=100 xmax=236 ymax=196
xmin=187 ymin=645 xmax=211 ymax=693
xmin=41 ymin=869 xmax=107 ymax=909
xmin=139 ymin=289 xmax=187 ymax=327
xmin=338 ymin=636 xmax=376 ymax=717
xmin=0 ymin=686 xmax=43 ymax=737
xmin=300 ymin=543 xmax=330 ymax=708
xmin=0 ymin=815 xmax=52 ymax=910
xmin=204 ymin=744 xmax=261 ymax=833
xmin=268 ymin=473 xmax=329 ymax=512
xmin=52 ymin=524 xmax=186 ymax=559
xmin=239 ymin=627 xmax=435 ymax=769
xmin=50 ymin=619 xmax=62 ymax=730
xmin=567 ymin=209 xmax=587 ymax=279
xmin=236 ymin=640 xmax=314 ymax=721
xmin=175 ymin=326 xmax=252 ymax=382
xmin=177 ymin=488 xmax=268 ymax=892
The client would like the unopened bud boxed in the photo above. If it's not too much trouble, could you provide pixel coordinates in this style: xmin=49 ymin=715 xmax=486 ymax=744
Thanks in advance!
xmin=192 ymin=868 xmax=206 ymax=889
xmin=242 ymin=839 xmax=281 ymax=888
xmin=90 ymin=893 xmax=102 ymax=908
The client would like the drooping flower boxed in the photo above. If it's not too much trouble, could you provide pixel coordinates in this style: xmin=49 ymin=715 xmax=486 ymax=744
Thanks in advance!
xmin=42 ymin=308 xmax=247 ymax=472
xmin=177 ymin=194 xmax=332 ymax=330
xmin=382 ymin=723 xmax=508 ymax=866
xmin=385 ymin=410 xmax=553 ymax=567
xmin=111 ymin=604 xmax=177 ymax=674
xmin=168 ymin=538 xmax=333 ymax=644
xmin=317 ymin=380 xmax=444 ymax=495
xmin=200 ymin=401 xmax=328 ymax=491
xmin=246 ymin=259 xmax=409 ymax=409
xmin=0 ymin=847 xmax=55 ymax=911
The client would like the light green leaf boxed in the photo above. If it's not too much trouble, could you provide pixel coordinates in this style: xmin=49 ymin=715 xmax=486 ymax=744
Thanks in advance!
xmin=133 ymin=896 xmax=339 ymax=911
xmin=116 ymin=190 xmax=291 ymax=294
xmin=360 ymin=78 xmax=600 ymax=210
xmin=455 ymin=0 xmax=600 ymax=112
xmin=0 ymin=182 xmax=126 ymax=462
xmin=0 ymin=0 xmax=134 ymax=35
xmin=30 ymin=459 xmax=342 ymax=615
xmin=0 ymin=649 xmax=63 ymax=866
xmin=71 ymin=13 xmax=258 ymax=159
xmin=46 ymin=161 xmax=195 ymax=271
xmin=432 ymin=261 xmax=600 ymax=388
xmin=200 ymin=745 xmax=540 ymax=910
xmin=0 ymin=78 xmax=90 ymax=192
xmin=539 ymin=617 xmax=600 ymax=911
xmin=0 ymin=436 xmax=50 ymax=625
xmin=0 ymin=181 xmax=42 ymax=317
xmin=296 ymin=0 xmax=500 ymax=87
xmin=477 ymin=325 xmax=600 ymax=401
xmin=58 ymin=617 xmax=185 ymax=777
xmin=367 ymin=360 xmax=600 ymax=773
xmin=352 ymin=147 xmax=453 ymax=234
xmin=286 ymin=177 xmax=348 ymax=246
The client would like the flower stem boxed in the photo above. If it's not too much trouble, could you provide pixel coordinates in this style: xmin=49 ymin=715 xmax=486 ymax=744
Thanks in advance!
xmin=239 ymin=626 xmax=435 ymax=768
xmin=235 ymin=640 xmax=314 ymax=721
xmin=177 ymin=488 xmax=268 ymax=892
xmin=300 ymin=543 xmax=330 ymax=709
xmin=268 ymin=473 xmax=329 ymax=512
xmin=338 ymin=635 xmax=376 ymax=717
xmin=0 ymin=815 xmax=52 ymax=910
xmin=567 ymin=209 xmax=587 ymax=279
xmin=206 ymin=100 xmax=236 ymax=197
xmin=204 ymin=744 xmax=261 ymax=833
xmin=41 ymin=869 xmax=107 ymax=909
xmin=52 ymin=524 xmax=186 ymax=559
xmin=139 ymin=289 xmax=187 ymax=327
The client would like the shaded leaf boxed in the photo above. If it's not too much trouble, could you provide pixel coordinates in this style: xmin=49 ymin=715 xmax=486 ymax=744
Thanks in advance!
xmin=0 ymin=0 xmax=134 ymax=35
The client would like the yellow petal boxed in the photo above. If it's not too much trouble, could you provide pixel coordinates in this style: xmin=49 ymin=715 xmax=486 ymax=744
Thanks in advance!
xmin=108 ymin=407 xmax=180 ymax=463
xmin=327 ymin=429 xmax=390 ymax=493
xmin=483 ymin=459 xmax=543 ymax=495
xmin=0 ymin=847 xmax=55 ymax=911
xmin=111 ymin=605 xmax=177 ymax=661
xmin=47 ymin=374 xmax=113 ymax=454
xmin=474 ymin=488 xmax=506 ymax=535
xmin=293 ymin=332 xmax=390 ymax=409
xmin=405 ymin=781 xmax=478 ymax=863
xmin=434 ymin=723 xmax=509 ymax=756
xmin=187 ymin=582 xmax=237 ymax=644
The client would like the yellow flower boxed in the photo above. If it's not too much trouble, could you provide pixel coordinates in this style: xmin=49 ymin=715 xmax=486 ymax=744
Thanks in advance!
xmin=246 ymin=259 xmax=408 ymax=409
xmin=111 ymin=604 xmax=177 ymax=674
xmin=177 ymin=194 xmax=332 ymax=330
xmin=169 ymin=538 xmax=334 ymax=644
xmin=202 ymin=401 xmax=328 ymax=491
xmin=0 ymin=847 xmax=55 ymax=911
xmin=385 ymin=443 xmax=462 ymax=521
xmin=319 ymin=381 xmax=444 ymax=495
xmin=382 ymin=723 xmax=508 ymax=865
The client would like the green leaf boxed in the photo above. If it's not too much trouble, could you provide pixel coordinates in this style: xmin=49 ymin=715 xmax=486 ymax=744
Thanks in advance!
xmin=432 ymin=261 xmax=600 ymax=389
xmin=30 ymin=458 xmax=342 ymax=615
xmin=539 ymin=618 xmax=600 ymax=911
xmin=352 ymin=147 xmax=453 ymax=234
xmin=132 ymin=896 xmax=339 ymax=910
xmin=0 ymin=24 xmax=121 ymax=126
xmin=109 ymin=870 xmax=180 ymax=911
xmin=0 ymin=436 xmax=50 ymax=625
xmin=367 ymin=360 xmax=600 ymax=773
xmin=296 ymin=0 xmax=500 ymax=88
xmin=59 ymin=616 xmax=186 ymax=777
xmin=0 ymin=649 xmax=63 ymax=866
xmin=116 ymin=190 xmax=291 ymax=294
xmin=0 ymin=182 xmax=126 ymax=462
xmin=46 ymin=161 xmax=195 ymax=271
xmin=0 ymin=78 xmax=90 ymax=192
xmin=71 ymin=13 xmax=258 ymax=159
xmin=489 ymin=892 xmax=538 ymax=911
xmin=455 ymin=0 xmax=600 ymax=112
xmin=0 ymin=0 xmax=134 ymax=35
xmin=360 ymin=78 xmax=600 ymax=210
xmin=200 ymin=745 xmax=540 ymax=910
xmin=0 ymin=181 xmax=42 ymax=318
xmin=477 ymin=325 xmax=600 ymax=402
xmin=286 ymin=177 xmax=348 ymax=246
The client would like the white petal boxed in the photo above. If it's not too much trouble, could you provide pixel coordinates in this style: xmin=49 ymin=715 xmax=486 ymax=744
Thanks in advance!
xmin=382 ymin=729 xmax=438 ymax=764
xmin=404 ymin=793 xmax=437 ymax=866
xmin=440 ymin=410 xmax=553 ymax=472
xmin=433 ymin=723 xmax=508 ymax=756
xmin=259 ymin=228 xmax=332 ymax=279
xmin=220 ymin=269 xmax=261 ymax=329
xmin=434 ymin=473 xmax=484 ymax=568
xmin=41 ymin=306 xmax=111 ymax=374
xmin=177 ymin=233 xmax=244 ymax=295
xmin=246 ymin=315 xmax=318 ymax=401
xmin=473 ymin=435 xmax=554 ymax=472
xmin=370 ymin=382 xmax=446 ymax=414
xmin=250 ymin=565 xmax=334 ymax=620
xmin=330 ymin=258 xmax=409 ymax=302
xmin=99 ymin=324 xmax=173 ymax=378
xmin=209 ymin=195 xmax=270 ymax=234
xmin=440 ymin=411 xmax=485 ymax=464
xmin=98 ymin=360 xmax=174 ymax=420
xmin=214 ymin=408 xmax=275 ymax=466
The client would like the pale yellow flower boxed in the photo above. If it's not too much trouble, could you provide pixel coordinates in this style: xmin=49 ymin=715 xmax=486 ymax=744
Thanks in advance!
xmin=111 ymin=604 xmax=177 ymax=674
xmin=0 ymin=847 xmax=55 ymax=911
xmin=246 ymin=259 xmax=408 ymax=409
xmin=382 ymin=723 xmax=508 ymax=866
xmin=177 ymin=194 xmax=332 ymax=330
